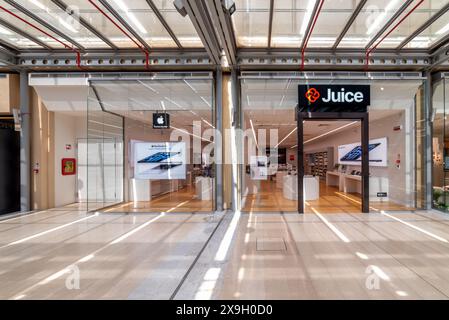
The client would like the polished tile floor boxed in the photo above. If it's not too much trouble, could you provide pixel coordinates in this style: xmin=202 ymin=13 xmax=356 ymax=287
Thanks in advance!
xmin=242 ymin=180 xmax=414 ymax=213
xmin=1 ymin=204 xmax=449 ymax=299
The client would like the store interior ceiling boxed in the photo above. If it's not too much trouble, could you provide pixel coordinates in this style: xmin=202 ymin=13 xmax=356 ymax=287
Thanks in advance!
xmin=245 ymin=109 xmax=403 ymax=148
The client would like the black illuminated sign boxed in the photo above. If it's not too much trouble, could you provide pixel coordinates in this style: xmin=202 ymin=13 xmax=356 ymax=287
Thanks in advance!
xmin=153 ymin=113 xmax=170 ymax=129
xmin=298 ymin=85 xmax=370 ymax=112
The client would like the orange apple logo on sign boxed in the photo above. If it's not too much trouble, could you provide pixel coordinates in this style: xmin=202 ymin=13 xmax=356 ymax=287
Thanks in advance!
xmin=305 ymin=88 xmax=320 ymax=103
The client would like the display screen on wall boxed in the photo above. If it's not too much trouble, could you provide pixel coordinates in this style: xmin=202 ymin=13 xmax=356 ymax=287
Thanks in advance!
xmin=337 ymin=137 xmax=387 ymax=167
xmin=134 ymin=142 xmax=186 ymax=180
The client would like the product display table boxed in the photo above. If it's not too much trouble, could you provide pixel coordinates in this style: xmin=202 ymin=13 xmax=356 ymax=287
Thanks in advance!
xmin=325 ymin=171 xmax=389 ymax=200
xmin=195 ymin=177 xmax=214 ymax=200
xmin=283 ymin=175 xmax=319 ymax=201
xmin=275 ymin=171 xmax=287 ymax=189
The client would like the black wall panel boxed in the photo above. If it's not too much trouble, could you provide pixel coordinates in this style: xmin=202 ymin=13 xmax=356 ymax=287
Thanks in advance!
xmin=0 ymin=120 xmax=20 ymax=215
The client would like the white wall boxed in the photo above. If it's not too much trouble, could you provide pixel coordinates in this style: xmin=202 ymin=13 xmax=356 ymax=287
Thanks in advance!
xmin=54 ymin=113 xmax=76 ymax=206
xmin=54 ymin=112 xmax=87 ymax=207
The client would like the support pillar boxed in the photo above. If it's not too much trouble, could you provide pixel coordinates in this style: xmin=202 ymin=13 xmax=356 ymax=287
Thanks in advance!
xmin=20 ymin=70 xmax=30 ymax=212
xmin=215 ymin=67 xmax=223 ymax=211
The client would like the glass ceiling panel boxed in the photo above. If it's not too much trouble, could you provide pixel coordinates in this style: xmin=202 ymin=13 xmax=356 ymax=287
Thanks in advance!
xmin=232 ymin=0 xmax=270 ymax=47
xmin=0 ymin=26 xmax=42 ymax=48
xmin=0 ymin=0 xmax=68 ymax=48
xmin=103 ymin=0 xmax=176 ymax=48
xmin=152 ymin=0 xmax=202 ymax=47
xmin=307 ymin=0 xmax=363 ymax=48
xmin=12 ymin=0 xmax=109 ymax=48
xmin=339 ymin=0 xmax=404 ymax=48
xmin=65 ymin=0 xmax=140 ymax=48
xmin=271 ymin=0 xmax=310 ymax=48
xmin=376 ymin=0 xmax=449 ymax=49
xmin=375 ymin=0 xmax=448 ymax=48
xmin=405 ymin=9 xmax=449 ymax=48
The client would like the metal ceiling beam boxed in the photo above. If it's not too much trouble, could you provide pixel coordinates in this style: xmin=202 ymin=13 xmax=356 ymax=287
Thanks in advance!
xmin=96 ymin=0 xmax=151 ymax=51
xmin=236 ymin=48 xmax=431 ymax=71
xmin=398 ymin=2 xmax=449 ymax=50
xmin=267 ymin=0 xmax=274 ymax=48
xmin=3 ymin=0 xmax=85 ymax=50
xmin=427 ymin=44 xmax=449 ymax=70
xmin=145 ymin=0 xmax=182 ymax=49
xmin=365 ymin=0 xmax=414 ymax=50
xmin=332 ymin=0 xmax=368 ymax=49
xmin=430 ymin=33 xmax=449 ymax=54
xmin=300 ymin=0 xmax=322 ymax=50
xmin=0 ymin=40 xmax=19 ymax=59
xmin=0 ymin=17 xmax=52 ymax=50
xmin=13 ymin=49 xmax=213 ymax=70
xmin=50 ymin=0 xmax=118 ymax=50
xmin=205 ymin=0 xmax=237 ymax=66
xmin=184 ymin=0 xmax=221 ymax=65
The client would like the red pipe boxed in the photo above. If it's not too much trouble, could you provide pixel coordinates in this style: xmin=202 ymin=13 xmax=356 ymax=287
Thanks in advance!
xmin=365 ymin=0 xmax=424 ymax=70
xmin=88 ymin=0 xmax=150 ymax=69
xmin=0 ymin=5 xmax=84 ymax=69
xmin=301 ymin=0 xmax=324 ymax=71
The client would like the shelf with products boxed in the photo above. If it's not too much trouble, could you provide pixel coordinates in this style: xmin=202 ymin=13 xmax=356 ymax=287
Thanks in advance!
xmin=305 ymin=147 xmax=334 ymax=179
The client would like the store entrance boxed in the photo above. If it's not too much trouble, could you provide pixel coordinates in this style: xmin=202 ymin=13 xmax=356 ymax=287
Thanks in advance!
xmin=297 ymin=113 xmax=369 ymax=213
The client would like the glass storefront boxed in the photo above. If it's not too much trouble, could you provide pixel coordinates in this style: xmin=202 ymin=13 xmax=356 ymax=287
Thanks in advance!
xmin=432 ymin=74 xmax=449 ymax=212
xmin=83 ymin=71 xmax=433 ymax=214
xmin=239 ymin=72 xmax=427 ymax=213
xmin=86 ymin=73 xmax=215 ymax=213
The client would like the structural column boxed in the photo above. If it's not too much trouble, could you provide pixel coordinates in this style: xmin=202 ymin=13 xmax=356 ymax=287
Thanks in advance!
xmin=424 ymin=71 xmax=433 ymax=209
xmin=20 ymin=70 xmax=30 ymax=212
xmin=215 ymin=67 xmax=223 ymax=211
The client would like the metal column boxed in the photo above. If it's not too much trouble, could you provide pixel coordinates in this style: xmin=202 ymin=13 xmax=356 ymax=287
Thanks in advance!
xmin=424 ymin=72 xmax=433 ymax=209
xmin=361 ymin=113 xmax=370 ymax=213
xmin=231 ymin=68 xmax=239 ymax=211
xmin=20 ymin=71 xmax=30 ymax=212
xmin=297 ymin=116 xmax=304 ymax=213
xmin=215 ymin=67 xmax=223 ymax=211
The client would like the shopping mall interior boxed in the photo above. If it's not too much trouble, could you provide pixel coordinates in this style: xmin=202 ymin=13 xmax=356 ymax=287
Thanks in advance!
xmin=0 ymin=0 xmax=449 ymax=302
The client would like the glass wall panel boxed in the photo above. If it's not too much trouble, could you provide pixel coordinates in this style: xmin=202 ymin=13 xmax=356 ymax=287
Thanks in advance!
xmin=240 ymin=75 xmax=426 ymax=212
xmin=87 ymin=75 xmax=214 ymax=213
xmin=432 ymin=77 xmax=449 ymax=212
xmin=87 ymin=87 xmax=124 ymax=211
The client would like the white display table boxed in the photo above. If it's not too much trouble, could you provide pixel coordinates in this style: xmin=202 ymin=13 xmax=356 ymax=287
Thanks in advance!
xmin=275 ymin=171 xmax=287 ymax=189
xmin=282 ymin=175 xmax=319 ymax=201
xmin=325 ymin=171 xmax=389 ymax=201
xmin=129 ymin=178 xmax=186 ymax=205
xmin=195 ymin=177 xmax=214 ymax=200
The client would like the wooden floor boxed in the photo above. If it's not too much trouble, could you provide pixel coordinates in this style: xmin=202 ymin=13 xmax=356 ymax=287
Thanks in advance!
xmin=1 ymin=205 xmax=449 ymax=299
xmin=242 ymin=180 xmax=414 ymax=213
xmin=104 ymin=186 xmax=213 ymax=213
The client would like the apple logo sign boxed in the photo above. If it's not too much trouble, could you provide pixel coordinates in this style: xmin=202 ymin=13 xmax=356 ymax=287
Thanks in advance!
xmin=157 ymin=115 xmax=165 ymax=125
